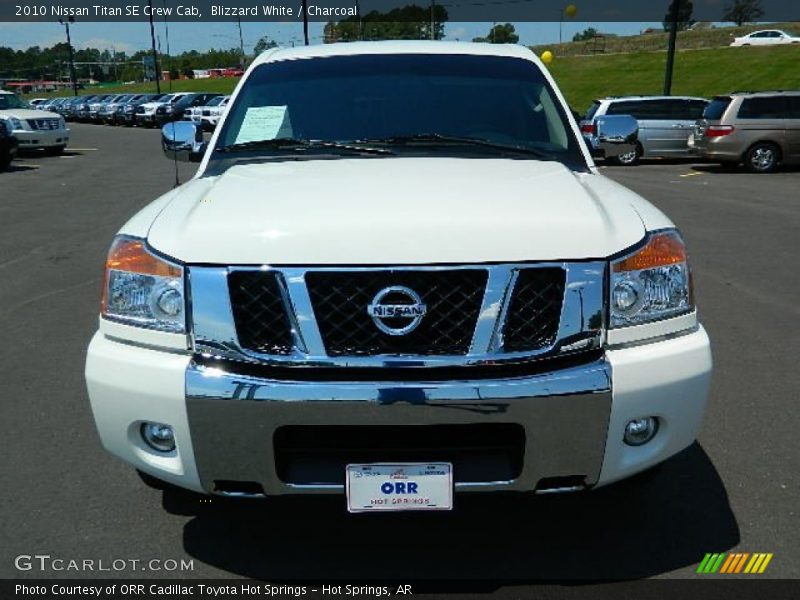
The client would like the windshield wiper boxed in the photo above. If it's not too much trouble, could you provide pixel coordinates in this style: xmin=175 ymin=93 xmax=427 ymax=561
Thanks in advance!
xmin=354 ymin=133 xmax=552 ymax=158
xmin=217 ymin=138 xmax=394 ymax=156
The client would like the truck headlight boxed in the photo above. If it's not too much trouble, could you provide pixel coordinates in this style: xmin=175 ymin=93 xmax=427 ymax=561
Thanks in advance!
xmin=609 ymin=229 xmax=693 ymax=328
xmin=7 ymin=117 xmax=25 ymax=131
xmin=100 ymin=236 xmax=186 ymax=333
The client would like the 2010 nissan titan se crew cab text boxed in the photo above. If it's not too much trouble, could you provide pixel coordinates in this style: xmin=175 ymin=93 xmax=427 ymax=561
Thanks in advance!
xmin=85 ymin=42 xmax=712 ymax=512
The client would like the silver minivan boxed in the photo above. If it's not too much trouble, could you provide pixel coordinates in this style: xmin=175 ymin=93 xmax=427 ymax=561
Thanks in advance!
xmin=581 ymin=95 xmax=709 ymax=165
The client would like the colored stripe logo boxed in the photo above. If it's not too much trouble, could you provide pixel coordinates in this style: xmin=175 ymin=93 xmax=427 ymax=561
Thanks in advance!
xmin=697 ymin=553 xmax=773 ymax=574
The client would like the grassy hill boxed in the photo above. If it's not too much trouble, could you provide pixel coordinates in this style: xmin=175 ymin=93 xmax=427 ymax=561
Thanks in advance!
xmin=23 ymin=39 xmax=800 ymax=118
xmin=531 ymin=22 xmax=800 ymax=57
xmin=548 ymin=44 xmax=800 ymax=113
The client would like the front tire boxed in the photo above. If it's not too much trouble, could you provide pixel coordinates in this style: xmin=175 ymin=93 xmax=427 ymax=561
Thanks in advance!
xmin=744 ymin=142 xmax=780 ymax=173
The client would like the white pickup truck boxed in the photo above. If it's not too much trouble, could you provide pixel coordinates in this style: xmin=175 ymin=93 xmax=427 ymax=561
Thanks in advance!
xmin=85 ymin=42 xmax=712 ymax=512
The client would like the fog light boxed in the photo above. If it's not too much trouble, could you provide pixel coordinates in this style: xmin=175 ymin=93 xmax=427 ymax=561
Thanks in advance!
xmin=141 ymin=422 xmax=175 ymax=452
xmin=623 ymin=417 xmax=658 ymax=446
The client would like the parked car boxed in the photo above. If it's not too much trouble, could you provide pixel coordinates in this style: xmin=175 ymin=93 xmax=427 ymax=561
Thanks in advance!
xmin=86 ymin=42 xmax=712 ymax=507
xmin=730 ymin=30 xmax=800 ymax=46
xmin=100 ymin=94 xmax=134 ymax=124
xmin=581 ymin=95 xmax=709 ymax=165
xmin=46 ymin=97 xmax=69 ymax=116
xmin=154 ymin=92 xmax=221 ymax=126
xmin=91 ymin=94 xmax=125 ymax=123
xmin=28 ymin=98 xmax=48 ymax=109
xmin=121 ymin=93 xmax=166 ymax=126
xmin=0 ymin=117 xmax=18 ymax=169
xmin=74 ymin=95 xmax=106 ymax=122
xmin=0 ymin=90 xmax=70 ymax=154
xmin=135 ymin=93 xmax=192 ymax=127
xmin=60 ymin=96 xmax=89 ymax=121
xmin=690 ymin=90 xmax=800 ymax=173
xmin=184 ymin=95 xmax=230 ymax=130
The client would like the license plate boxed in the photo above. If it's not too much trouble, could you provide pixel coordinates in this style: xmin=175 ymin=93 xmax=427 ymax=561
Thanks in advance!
xmin=346 ymin=463 xmax=453 ymax=513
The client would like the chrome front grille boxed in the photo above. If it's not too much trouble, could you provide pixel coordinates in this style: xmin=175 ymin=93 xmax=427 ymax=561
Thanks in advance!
xmin=189 ymin=262 xmax=605 ymax=369
xmin=27 ymin=118 xmax=61 ymax=131
xmin=306 ymin=269 xmax=487 ymax=356
xmin=502 ymin=268 xmax=566 ymax=352
xmin=228 ymin=271 xmax=293 ymax=355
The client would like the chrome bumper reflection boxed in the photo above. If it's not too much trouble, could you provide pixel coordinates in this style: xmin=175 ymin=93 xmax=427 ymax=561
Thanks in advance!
xmin=186 ymin=357 xmax=612 ymax=496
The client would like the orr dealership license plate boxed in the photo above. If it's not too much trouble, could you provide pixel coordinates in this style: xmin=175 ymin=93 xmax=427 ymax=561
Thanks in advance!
xmin=345 ymin=463 xmax=453 ymax=513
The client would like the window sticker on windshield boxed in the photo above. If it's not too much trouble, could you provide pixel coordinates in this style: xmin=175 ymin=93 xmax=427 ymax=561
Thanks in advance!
xmin=235 ymin=106 xmax=292 ymax=144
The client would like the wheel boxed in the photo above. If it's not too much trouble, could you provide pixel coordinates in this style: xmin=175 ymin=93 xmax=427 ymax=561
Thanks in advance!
xmin=611 ymin=142 xmax=642 ymax=167
xmin=45 ymin=145 xmax=65 ymax=156
xmin=744 ymin=142 xmax=780 ymax=173
xmin=0 ymin=154 xmax=12 ymax=169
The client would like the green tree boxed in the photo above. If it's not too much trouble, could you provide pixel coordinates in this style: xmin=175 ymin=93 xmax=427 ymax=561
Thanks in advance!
xmin=723 ymin=0 xmax=764 ymax=25
xmin=572 ymin=27 xmax=598 ymax=42
xmin=473 ymin=23 xmax=519 ymax=44
xmin=324 ymin=4 xmax=448 ymax=42
xmin=253 ymin=36 xmax=278 ymax=55
xmin=662 ymin=0 xmax=695 ymax=32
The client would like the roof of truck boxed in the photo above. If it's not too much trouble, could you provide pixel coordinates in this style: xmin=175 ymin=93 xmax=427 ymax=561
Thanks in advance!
xmin=252 ymin=41 xmax=539 ymax=67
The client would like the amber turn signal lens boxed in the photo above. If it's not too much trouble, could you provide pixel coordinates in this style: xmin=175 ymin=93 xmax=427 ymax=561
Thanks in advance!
xmin=613 ymin=231 xmax=687 ymax=272
xmin=105 ymin=237 xmax=181 ymax=278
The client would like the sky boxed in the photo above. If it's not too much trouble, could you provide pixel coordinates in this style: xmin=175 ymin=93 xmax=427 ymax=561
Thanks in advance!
xmin=0 ymin=21 xmax=663 ymax=55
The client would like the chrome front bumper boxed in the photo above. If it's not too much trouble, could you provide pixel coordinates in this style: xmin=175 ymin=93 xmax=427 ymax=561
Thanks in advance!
xmin=186 ymin=356 xmax=612 ymax=495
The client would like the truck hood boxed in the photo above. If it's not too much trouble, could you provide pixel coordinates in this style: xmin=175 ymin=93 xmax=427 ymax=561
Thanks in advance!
xmin=0 ymin=108 xmax=60 ymax=119
xmin=145 ymin=158 xmax=647 ymax=265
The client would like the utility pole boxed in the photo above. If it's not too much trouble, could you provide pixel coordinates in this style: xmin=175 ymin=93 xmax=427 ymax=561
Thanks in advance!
xmin=302 ymin=0 xmax=309 ymax=45
xmin=58 ymin=17 xmax=78 ymax=96
xmin=236 ymin=15 xmax=246 ymax=68
xmin=163 ymin=0 xmax=173 ymax=91
xmin=430 ymin=0 xmax=436 ymax=40
xmin=147 ymin=0 xmax=161 ymax=93
xmin=664 ymin=0 xmax=680 ymax=95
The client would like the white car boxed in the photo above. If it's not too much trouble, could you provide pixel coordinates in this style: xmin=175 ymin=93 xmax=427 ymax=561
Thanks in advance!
xmin=184 ymin=95 xmax=230 ymax=130
xmin=85 ymin=42 xmax=712 ymax=510
xmin=0 ymin=90 xmax=70 ymax=154
xmin=730 ymin=29 xmax=800 ymax=46
xmin=134 ymin=93 xmax=191 ymax=127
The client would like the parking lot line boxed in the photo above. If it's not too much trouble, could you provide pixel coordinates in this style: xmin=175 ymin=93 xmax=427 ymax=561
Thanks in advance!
xmin=680 ymin=172 xmax=704 ymax=178
xmin=66 ymin=148 xmax=99 ymax=152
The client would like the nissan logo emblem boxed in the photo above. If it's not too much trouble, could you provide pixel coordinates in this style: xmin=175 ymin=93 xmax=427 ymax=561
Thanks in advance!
xmin=367 ymin=286 xmax=427 ymax=336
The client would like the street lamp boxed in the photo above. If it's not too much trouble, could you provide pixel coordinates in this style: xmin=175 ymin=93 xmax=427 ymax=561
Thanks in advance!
xmin=147 ymin=0 xmax=161 ymax=93
xmin=58 ymin=16 xmax=78 ymax=96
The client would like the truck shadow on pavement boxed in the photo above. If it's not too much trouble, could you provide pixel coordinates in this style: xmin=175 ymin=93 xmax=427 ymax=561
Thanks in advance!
xmin=169 ymin=442 xmax=738 ymax=584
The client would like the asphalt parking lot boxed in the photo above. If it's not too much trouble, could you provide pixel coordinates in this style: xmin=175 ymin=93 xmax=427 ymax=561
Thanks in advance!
xmin=1 ymin=124 xmax=798 ymax=586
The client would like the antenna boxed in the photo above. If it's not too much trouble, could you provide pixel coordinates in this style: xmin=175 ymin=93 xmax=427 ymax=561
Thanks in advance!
xmin=172 ymin=144 xmax=180 ymax=188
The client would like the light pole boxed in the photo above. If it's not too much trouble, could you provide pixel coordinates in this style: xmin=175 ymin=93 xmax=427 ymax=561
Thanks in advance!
xmin=147 ymin=0 xmax=161 ymax=93
xmin=664 ymin=0 xmax=681 ymax=95
xmin=58 ymin=17 xmax=78 ymax=96
xmin=236 ymin=16 xmax=246 ymax=69
xmin=163 ymin=0 xmax=173 ymax=91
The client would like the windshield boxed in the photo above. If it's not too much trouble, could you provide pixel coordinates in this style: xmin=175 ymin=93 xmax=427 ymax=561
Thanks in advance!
xmin=206 ymin=96 xmax=226 ymax=107
xmin=0 ymin=93 xmax=28 ymax=110
xmin=214 ymin=54 xmax=583 ymax=168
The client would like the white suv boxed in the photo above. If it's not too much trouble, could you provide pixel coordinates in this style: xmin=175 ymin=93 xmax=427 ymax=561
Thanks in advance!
xmin=0 ymin=91 xmax=70 ymax=154
xmin=85 ymin=43 xmax=712 ymax=512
